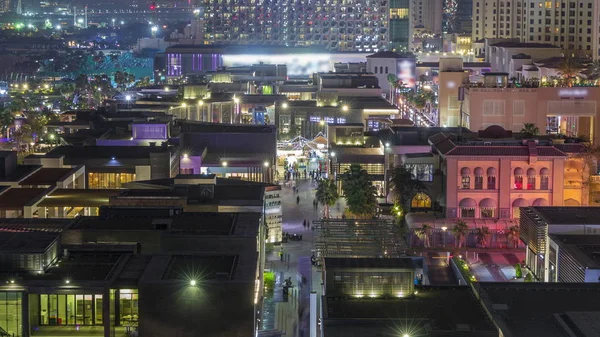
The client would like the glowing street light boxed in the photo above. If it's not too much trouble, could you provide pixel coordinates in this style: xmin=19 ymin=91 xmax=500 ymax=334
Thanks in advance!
xmin=222 ymin=161 xmax=228 ymax=167
xmin=330 ymin=152 xmax=335 ymax=157
xmin=197 ymin=100 xmax=204 ymax=106
xmin=281 ymin=102 xmax=288 ymax=109
xmin=181 ymin=102 xmax=187 ymax=108
xmin=65 ymin=279 xmax=70 ymax=284
xmin=151 ymin=26 xmax=158 ymax=33
xmin=319 ymin=120 xmax=325 ymax=126
xmin=233 ymin=97 xmax=240 ymax=104
xmin=189 ymin=280 xmax=197 ymax=286
xmin=342 ymin=105 xmax=349 ymax=112
xmin=125 ymin=95 xmax=132 ymax=101
xmin=55 ymin=25 xmax=61 ymax=30
xmin=183 ymin=153 xmax=189 ymax=159
xmin=263 ymin=161 xmax=269 ymax=167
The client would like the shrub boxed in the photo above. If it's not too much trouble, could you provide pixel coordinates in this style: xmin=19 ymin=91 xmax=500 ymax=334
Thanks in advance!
xmin=525 ymin=272 xmax=533 ymax=282
xmin=264 ymin=271 xmax=276 ymax=291
xmin=515 ymin=264 xmax=522 ymax=278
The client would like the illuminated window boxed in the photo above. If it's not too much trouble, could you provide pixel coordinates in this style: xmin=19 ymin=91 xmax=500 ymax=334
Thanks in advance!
xmin=411 ymin=193 xmax=431 ymax=209
xmin=88 ymin=172 xmax=135 ymax=189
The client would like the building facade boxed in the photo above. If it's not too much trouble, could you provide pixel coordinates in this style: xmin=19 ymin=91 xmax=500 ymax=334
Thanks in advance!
xmin=472 ymin=0 xmax=600 ymax=59
xmin=198 ymin=0 xmax=410 ymax=52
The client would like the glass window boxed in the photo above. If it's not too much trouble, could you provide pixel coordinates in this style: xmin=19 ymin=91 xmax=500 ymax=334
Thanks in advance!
xmin=474 ymin=176 xmax=483 ymax=189
xmin=88 ymin=172 xmax=136 ymax=189
xmin=119 ymin=289 xmax=139 ymax=324
xmin=514 ymin=176 xmax=523 ymax=189
xmin=540 ymin=176 xmax=549 ymax=190
xmin=481 ymin=208 xmax=495 ymax=218
xmin=67 ymin=294 xmax=75 ymax=325
xmin=461 ymin=208 xmax=475 ymax=218
xmin=487 ymin=176 xmax=496 ymax=189
xmin=40 ymin=294 xmax=48 ymax=325
xmin=462 ymin=175 xmax=470 ymax=189
xmin=75 ymin=295 xmax=84 ymax=325
xmin=527 ymin=175 xmax=536 ymax=190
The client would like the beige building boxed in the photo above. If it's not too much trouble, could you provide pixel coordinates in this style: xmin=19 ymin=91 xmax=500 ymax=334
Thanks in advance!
xmin=464 ymin=86 xmax=599 ymax=142
xmin=438 ymin=58 xmax=470 ymax=127
xmin=473 ymin=0 xmax=600 ymax=58
xmin=412 ymin=0 xmax=443 ymax=34
xmin=472 ymin=0 xmax=525 ymax=41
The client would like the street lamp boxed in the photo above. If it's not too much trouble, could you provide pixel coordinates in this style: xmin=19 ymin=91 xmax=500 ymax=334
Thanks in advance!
xmin=222 ymin=161 xmax=228 ymax=167
xmin=342 ymin=105 xmax=349 ymax=112
xmin=189 ymin=280 xmax=197 ymax=286
xmin=263 ymin=161 xmax=269 ymax=167
xmin=125 ymin=95 xmax=131 ymax=101
xmin=441 ymin=226 xmax=448 ymax=247
xmin=281 ymin=102 xmax=288 ymax=109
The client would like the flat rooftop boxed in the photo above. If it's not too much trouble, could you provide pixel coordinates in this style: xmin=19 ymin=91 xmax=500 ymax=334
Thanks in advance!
xmin=325 ymin=257 xmax=415 ymax=269
xmin=527 ymin=207 xmax=600 ymax=225
xmin=324 ymin=287 xmax=495 ymax=336
xmin=39 ymin=189 xmax=120 ymax=207
xmin=162 ymin=255 xmax=238 ymax=280
xmin=549 ymin=234 xmax=600 ymax=268
xmin=0 ymin=188 xmax=46 ymax=210
xmin=71 ymin=212 xmax=240 ymax=234
xmin=0 ymin=231 xmax=59 ymax=253
xmin=476 ymin=282 xmax=600 ymax=337
xmin=19 ymin=168 xmax=76 ymax=186
xmin=40 ymin=145 xmax=172 ymax=159
xmin=0 ymin=218 xmax=72 ymax=232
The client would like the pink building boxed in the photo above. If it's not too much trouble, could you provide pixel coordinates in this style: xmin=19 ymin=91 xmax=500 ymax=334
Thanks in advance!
xmin=429 ymin=132 xmax=573 ymax=221
xmin=465 ymin=86 xmax=600 ymax=142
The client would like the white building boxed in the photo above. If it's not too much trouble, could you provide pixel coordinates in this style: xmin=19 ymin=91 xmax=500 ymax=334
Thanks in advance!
xmin=412 ymin=0 xmax=443 ymax=34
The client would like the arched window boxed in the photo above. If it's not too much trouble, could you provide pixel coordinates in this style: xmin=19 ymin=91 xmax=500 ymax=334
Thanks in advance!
xmin=461 ymin=167 xmax=471 ymax=189
xmin=480 ymin=198 xmax=497 ymax=218
xmin=411 ymin=193 xmax=432 ymax=209
xmin=487 ymin=167 xmax=497 ymax=189
xmin=459 ymin=198 xmax=476 ymax=218
xmin=527 ymin=168 xmax=536 ymax=190
xmin=514 ymin=167 xmax=524 ymax=190
xmin=540 ymin=168 xmax=549 ymax=190
xmin=512 ymin=198 xmax=528 ymax=219
xmin=374 ymin=67 xmax=378 ymax=74
xmin=474 ymin=167 xmax=484 ymax=189
xmin=380 ymin=66 xmax=383 ymax=73
xmin=385 ymin=66 xmax=389 ymax=74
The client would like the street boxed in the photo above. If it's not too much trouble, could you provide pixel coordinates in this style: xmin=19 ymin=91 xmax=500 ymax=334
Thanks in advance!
xmin=264 ymin=178 xmax=325 ymax=337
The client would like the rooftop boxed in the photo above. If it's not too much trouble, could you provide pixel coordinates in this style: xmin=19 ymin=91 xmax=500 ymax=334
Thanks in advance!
xmin=162 ymin=255 xmax=238 ymax=280
xmin=0 ymin=231 xmax=59 ymax=253
xmin=490 ymin=42 xmax=559 ymax=49
xmin=71 ymin=212 xmax=241 ymax=234
xmin=19 ymin=168 xmax=77 ymax=186
xmin=324 ymin=257 xmax=415 ymax=269
xmin=39 ymin=189 xmax=120 ymax=208
xmin=549 ymin=234 xmax=600 ymax=269
xmin=324 ymin=287 xmax=496 ymax=337
xmin=366 ymin=51 xmax=415 ymax=59
xmin=40 ymin=145 xmax=173 ymax=160
xmin=0 ymin=218 xmax=72 ymax=233
xmin=475 ymin=282 xmax=600 ymax=337
xmin=526 ymin=206 xmax=600 ymax=225
xmin=0 ymin=188 xmax=46 ymax=210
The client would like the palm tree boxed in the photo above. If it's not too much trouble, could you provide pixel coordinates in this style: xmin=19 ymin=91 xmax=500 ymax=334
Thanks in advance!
xmin=507 ymin=225 xmax=520 ymax=248
xmin=587 ymin=60 xmax=600 ymax=80
xmin=452 ymin=220 xmax=469 ymax=248
xmin=521 ymin=123 xmax=540 ymax=136
xmin=315 ymin=179 xmax=339 ymax=219
xmin=475 ymin=226 xmax=491 ymax=248
xmin=387 ymin=74 xmax=398 ymax=103
xmin=558 ymin=56 xmax=582 ymax=87
xmin=415 ymin=223 xmax=432 ymax=248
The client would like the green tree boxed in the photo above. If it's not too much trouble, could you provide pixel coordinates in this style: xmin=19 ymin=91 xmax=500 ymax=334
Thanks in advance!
xmin=452 ymin=220 xmax=469 ymax=248
xmin=520 ymin=123 xmax=540 ymax=136
xmin=475 ymin=226 xmax=491 ymax=248
xmin=415 ymin=223 xmax=432 ymax=248
xmin=587 ymin=59 xmax=600 ymax=80
xmin=0 ymin=109 xmax=14 ymax=139
xmin=515 ymin=264 xmax=523 ymax=278
xmin=315 ymin=178 xmax=339 ymax=219
xmin=390 ymin=165 xmax=426 ymax=211
xmin=74 ymin=74 xmax=90 ymax=93
xmin=341 ymin=164 xmax=378 ymax=217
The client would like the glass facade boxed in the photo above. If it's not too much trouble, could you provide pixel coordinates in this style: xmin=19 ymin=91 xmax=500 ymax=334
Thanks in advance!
xmin=119 ymin=289 xmax=138 ymax=324
xmin=88 ymin=172 xmax=135 ymax=189
xmin=39 ymin=294 xmax=101 ymax=326
xmin=0 ymin=292 xmax=21 ymax=337
xmin=332 ymin=271 xmax=413 ymax=297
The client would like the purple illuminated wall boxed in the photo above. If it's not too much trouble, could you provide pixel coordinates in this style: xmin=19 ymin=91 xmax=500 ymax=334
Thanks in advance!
xmin=192 ymin=54 xmax=203 ymax=71
xmin=167 ymin=53 xmax=182 ymax=76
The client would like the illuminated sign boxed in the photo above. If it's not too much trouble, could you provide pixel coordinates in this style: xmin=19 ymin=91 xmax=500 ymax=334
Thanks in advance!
xmin=559 ymin=89 xmax=588 ymax=97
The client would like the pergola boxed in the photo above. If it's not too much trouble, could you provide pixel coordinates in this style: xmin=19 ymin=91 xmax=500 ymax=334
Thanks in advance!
xmin=313 ymin=219 xmax=407 ymax=258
